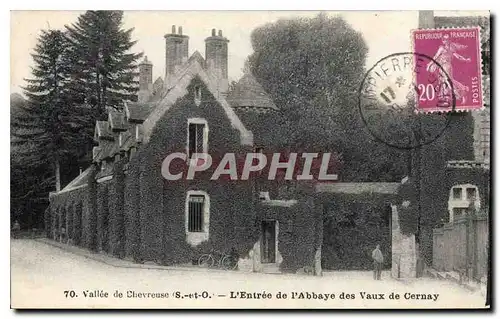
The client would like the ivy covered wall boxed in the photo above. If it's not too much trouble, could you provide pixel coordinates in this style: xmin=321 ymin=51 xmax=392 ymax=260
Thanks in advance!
xmin=126 ymin=76 xmax=256 ymax=264
xmin=321 ymin=193 xmax=393 ymax=270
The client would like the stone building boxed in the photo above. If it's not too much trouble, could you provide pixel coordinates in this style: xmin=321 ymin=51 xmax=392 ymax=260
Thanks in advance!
xmin=46 ymin=13 xmax=490 ymax=276
xmin=46 ymin=24 xmax=403 ymax=275
xmin=47 ymin=25 xmax=325 ymax=274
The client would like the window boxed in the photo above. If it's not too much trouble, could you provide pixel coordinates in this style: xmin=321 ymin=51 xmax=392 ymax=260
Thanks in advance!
xmin=466 ymin=188 xmax=477 ymax=200
xmin=187 ymin=119 xmax=208 ymax=159
xmin=448 ymin=184 xmax=480 ymax=223
xmin=453 ymin=207 xmax=467 ymax=218
xmin=185 ymin=191 xmax=210 ymax=246
xmin=194 ymin=86 xmax=202 ymax=106
xmin=452 ymin=187 xmax=462 ymax=200
xmin=188 ymin=195 xmax=205 ymax=232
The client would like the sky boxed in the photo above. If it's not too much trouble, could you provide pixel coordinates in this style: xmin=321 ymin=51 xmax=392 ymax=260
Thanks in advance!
xmin=10 ymin=10 xmax=486 ymax=95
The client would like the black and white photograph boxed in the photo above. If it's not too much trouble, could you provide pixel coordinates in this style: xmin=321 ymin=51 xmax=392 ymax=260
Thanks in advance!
xmin=10 ymin=9 xmax=491 ymax=309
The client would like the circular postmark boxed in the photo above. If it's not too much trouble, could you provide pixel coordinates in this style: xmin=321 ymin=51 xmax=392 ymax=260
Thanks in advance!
xmin=358 ymin=52 xmax=456 ymax=150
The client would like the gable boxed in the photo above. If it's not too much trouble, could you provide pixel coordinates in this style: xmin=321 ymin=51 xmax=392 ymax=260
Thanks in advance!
xmin=142 ymin=58 xmax=253 ymax=146
xmin=94 ymin=121 xmax=114 ymax=142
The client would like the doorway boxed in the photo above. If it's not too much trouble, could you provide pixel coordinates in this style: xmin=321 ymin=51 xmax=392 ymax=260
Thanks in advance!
xmin=261 ymin=220 xmax=276 ymax=263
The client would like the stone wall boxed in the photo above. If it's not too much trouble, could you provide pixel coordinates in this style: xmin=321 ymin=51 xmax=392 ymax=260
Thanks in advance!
xmin=391 ymin=205 xmax=416 ymax=278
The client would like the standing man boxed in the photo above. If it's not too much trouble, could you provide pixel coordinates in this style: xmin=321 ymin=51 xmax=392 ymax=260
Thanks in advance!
xmin=372 ymin=244 xmax=384 ymax=280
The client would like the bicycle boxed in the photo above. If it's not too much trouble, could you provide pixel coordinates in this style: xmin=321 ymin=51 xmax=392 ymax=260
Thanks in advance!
xmin=198 ymin=249 xmax=238 ymax=270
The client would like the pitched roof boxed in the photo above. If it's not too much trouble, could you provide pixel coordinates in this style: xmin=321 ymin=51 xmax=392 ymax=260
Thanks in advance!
xmin=227 ymin=73 xmax=278 ymax=110
xmin=93 ymin=140 xmax=118 ymax=162
xmin=95 ymin=162 xmax=114 ymax=180
xmin=57 ymin=167 xmax=91 ymax=194
xmin=142 ymin=55 xmax=253 ymax=146
xmin=163 ymin=50 xmax=206 ymax=92
xmin=95 ymin=121 xmax=114 ymax=141
xmin=119 ymin=129 xmax=136 ymax=152
xmin=152 ymin=77 xmax=164 ymax=96
xmin=188 ymin=51 xmax=206 ymax=67
xmin=108 ymin=112 xmax=128 ymax=131
xmin=125 ymin=102 xmax=157 ymax=123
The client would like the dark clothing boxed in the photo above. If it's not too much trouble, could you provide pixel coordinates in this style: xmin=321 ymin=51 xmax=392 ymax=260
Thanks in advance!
xmin=373 ymin=261 xmax=382 ymax=280
xmin=371 ymin=247 xmax=384 ymax=280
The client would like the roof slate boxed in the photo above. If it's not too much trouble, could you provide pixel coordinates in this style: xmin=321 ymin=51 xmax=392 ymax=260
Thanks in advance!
xmin=125 ymin=102 xmax=157 ymax=122
xmin=226 ymin=73 xmax=278 ymax=110
xmin=109 ymin=112 xmax=128 ymax=131
xmin=95 ymin=121 xmax=114 ymax=141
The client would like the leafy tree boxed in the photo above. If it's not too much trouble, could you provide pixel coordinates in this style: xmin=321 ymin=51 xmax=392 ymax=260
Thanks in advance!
xmin=65 ymin=10 xmax=143 ymax=118
xmin=247 ymin=14 xmax=407 ymax=181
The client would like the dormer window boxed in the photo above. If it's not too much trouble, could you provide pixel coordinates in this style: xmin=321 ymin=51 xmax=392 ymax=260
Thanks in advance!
xmin=194 ymin=86 xmax=202 ymax=106
xmin=187 ymin=118 xmax=208 ymax=159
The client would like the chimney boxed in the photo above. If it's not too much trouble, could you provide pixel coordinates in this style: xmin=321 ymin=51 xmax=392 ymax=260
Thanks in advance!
xmin=138 ymin=56 xmax=153 ymax=102
xmin=164 ymin=25 xmax=189 ymax=85
xmin=205 ymin=28 xmax=229 ymax=94
xmin=418 ymin=10 xmax=435 ymax=29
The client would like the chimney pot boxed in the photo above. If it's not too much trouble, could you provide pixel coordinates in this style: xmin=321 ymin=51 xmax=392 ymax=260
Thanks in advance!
xmin=218 ymin=30 xmax=222 ymax=37
xmin=172 ymin=25 xmax=176 ymax=34
xmin=212 ymin=28 xmax=216 ymax=36
xmin=178 ymin=26 xmax=183 ymax=35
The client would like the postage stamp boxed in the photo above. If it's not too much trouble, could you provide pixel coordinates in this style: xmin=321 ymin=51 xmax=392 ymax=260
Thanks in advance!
xmin=412 ymin=27 xmax=483 ymax=113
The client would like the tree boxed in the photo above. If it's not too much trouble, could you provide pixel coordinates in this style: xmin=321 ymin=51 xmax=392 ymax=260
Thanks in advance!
xmin=12 ymin=30 xmax=73 ymax=192
xmin=247 ymin=14 xmax=407 ymax=181
xmin=65 ymin=10 xmax=143 ymax=118
xmin=11 ymin=93 xmax=54 ymax=228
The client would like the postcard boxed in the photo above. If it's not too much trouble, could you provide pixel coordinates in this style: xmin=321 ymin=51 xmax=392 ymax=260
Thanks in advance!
xmin=10 ymin=10 xmax=490 ymax=309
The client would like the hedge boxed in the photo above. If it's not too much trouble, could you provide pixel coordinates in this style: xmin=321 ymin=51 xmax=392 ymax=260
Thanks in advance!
xmin=96 ymin=181 xmax=110 ymax=252
xmin=111 ymin=157 xmax=126 ymax=258
xmin=321 ymin=193 xmax=393 ymax=270
xmin=124 ymin=153 xmax=142 ymax=262
xmin=85 ymin=165 xmax=98 ymax=251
